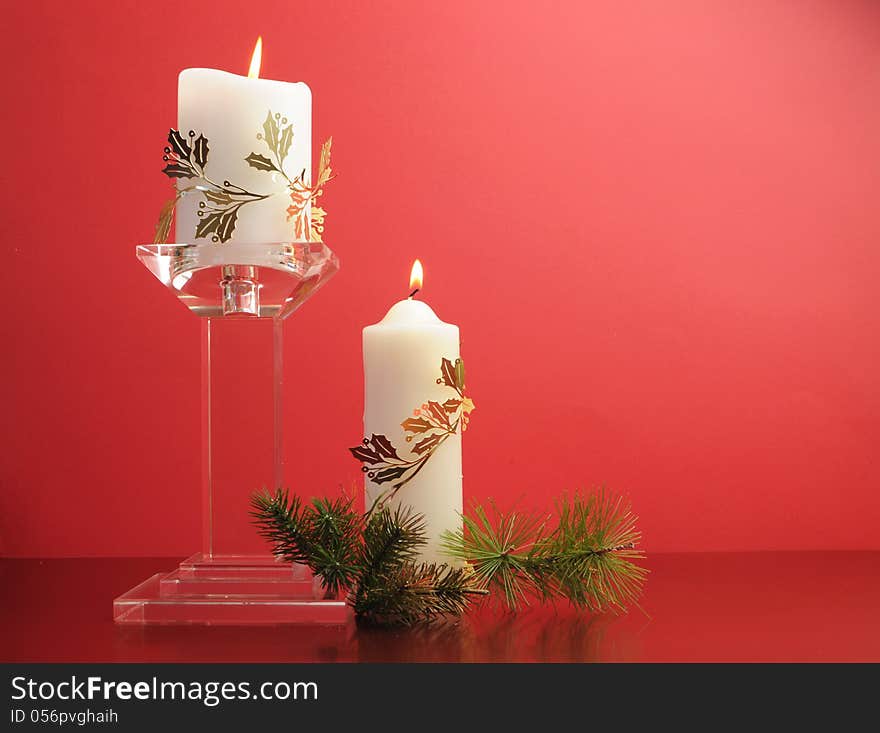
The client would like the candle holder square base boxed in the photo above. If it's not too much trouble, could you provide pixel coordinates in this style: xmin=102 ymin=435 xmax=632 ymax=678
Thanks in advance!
xmin=114 ymin=555 xmax=352 ymax=626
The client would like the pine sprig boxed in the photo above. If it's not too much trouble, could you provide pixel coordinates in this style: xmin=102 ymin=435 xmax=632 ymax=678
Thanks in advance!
xmin=353 ymin=562 xmax=479 ymax=626
xmin=250 ymin=489 xmax=361 ymax=594
xmin=441 ymin=490 xmax=647 ymax=613
xmin=249 ymin=488 xmax=308 ymax=564
xmin=359 ymin=505 xmax=426 ymax=584
xmin=352 ymin=507 xmax=481 ymax=622
xmin=441 ymin=502 xmax=547 ymax=609
xmin=251 ymin=487 xmax=646 ymax=623
xmin=249 ymin=489 xmax=484 ymax=624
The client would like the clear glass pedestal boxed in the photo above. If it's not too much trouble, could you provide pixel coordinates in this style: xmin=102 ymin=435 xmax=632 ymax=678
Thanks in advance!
xmin=113 ymin=242 xmax=351 ymax=625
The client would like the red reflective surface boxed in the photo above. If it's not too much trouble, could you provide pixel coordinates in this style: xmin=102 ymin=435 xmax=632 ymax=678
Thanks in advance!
xmin=2 ymin=552 xmax=878 ymax=662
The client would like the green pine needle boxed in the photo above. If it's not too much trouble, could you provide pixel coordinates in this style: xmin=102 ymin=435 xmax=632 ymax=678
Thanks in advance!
xmin=353 ymin=562 xmax=482 ymax=626
xmin=441 ymin=490 xmax=647 ymax=613
xmin=249 ymin=488 xmax=308 ymax=565
xmin=359 ymin=505 xmax=426 ymax=580
xmin=249 ymin=489 xmax=361 ymax=594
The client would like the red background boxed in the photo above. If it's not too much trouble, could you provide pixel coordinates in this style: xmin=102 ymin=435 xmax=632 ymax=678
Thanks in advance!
xmin=3 ymin=1 xmax=878 ymax=558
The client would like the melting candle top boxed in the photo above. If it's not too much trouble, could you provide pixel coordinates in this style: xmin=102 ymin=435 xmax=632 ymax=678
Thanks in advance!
xmin=377 ymin=299 xmax=447 ymax=327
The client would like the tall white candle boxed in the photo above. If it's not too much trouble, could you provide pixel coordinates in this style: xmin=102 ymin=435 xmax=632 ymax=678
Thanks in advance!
xmin=362 ymin=264 xmax=463 ymax=562
xmin=175 ymin=44 xmax=311 ymax=243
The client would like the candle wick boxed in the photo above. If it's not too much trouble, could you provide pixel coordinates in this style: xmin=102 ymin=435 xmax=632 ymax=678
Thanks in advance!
xmin=408 ymin=288 xmax=420 ymax=299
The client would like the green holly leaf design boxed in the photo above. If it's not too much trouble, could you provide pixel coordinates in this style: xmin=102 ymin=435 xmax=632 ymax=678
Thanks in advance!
xmin=262 ymin=111 xmax=280 ymax=153
xmin=167 ymin=128 xmax=191 ymax=159
xmin=157 ymin=124 xmax=278 ymax=246
xmin=193 ymin=134 xmax=209 ymax=168
xmin=196 ymin=205 xmax=241 ymax=243
xmin=278 ymin=122 xmax=294 ymax=165
xmin=162 ymin=163 xmax=194 ymax=179
xmin=215 ymin=207 xmax=240 ymax=243
xmin=195 ymin=210 xmax=221 ymax=240
xmin=454 ymin=359 xmax=466 ymax=392
xmin=245 ymin=152 xmax=279 ymax=172
xmin=203 ymin=189 xmax=234 ymax=206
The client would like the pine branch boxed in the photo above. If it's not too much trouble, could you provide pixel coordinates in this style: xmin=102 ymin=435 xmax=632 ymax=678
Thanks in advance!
xmin=439 ymin=501 xmax=547 ymax=609
xmin=249 ymin=488 xmax=309 ymax=565
xmin=353 ymin=562 xmax=486 ymax=626
xmin=526 ymin=492 xmax=645 ymax=611
xmin=302 ymin=495 xmax=363 ymax=592
xmin=441 ymin=490 xmax=647 ymax=613
xmin=250 ymin=489 xmax=483 ymax=624
xmin=353 ymin=505 xmax=426 ymax=613
xmin=250 ymin=487 xmax=643 ymax=623
xmin=358 ymin=505 xmax=426 ymax=584
xmin=249 ymin=489 xmax=362 ymax=594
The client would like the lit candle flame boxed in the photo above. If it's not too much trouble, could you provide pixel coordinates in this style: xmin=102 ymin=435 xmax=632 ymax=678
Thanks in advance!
xmin=409 ymin=259 xmax=423 ymax=295
xmin=247 ymin=36 xmax=262 ymax=79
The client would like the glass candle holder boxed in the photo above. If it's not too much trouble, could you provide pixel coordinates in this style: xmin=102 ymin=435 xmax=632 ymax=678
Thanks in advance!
xmin=113 ymin=241 xmax=352 ymax=625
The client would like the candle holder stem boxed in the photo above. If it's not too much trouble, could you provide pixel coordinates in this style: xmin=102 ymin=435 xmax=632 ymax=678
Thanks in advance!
xmin=201 ymin=315 xmax=282 ymax=559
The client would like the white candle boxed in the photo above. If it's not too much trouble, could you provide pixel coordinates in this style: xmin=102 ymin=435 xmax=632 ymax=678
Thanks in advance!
xmin=362 ymin=262 xmax=463 ymax=563
xmin=175 ymin=40 xmax=311 ymax=243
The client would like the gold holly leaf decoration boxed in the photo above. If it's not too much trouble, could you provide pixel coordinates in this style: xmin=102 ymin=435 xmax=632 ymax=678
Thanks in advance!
xmin=349 ymin=358 xmax=475 ymax=502
xmin=286 ymin=137 xmax=334 ymax=242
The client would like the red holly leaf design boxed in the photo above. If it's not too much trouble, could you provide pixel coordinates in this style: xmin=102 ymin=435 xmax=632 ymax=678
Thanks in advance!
xmin=427 ymin=401 xmax=451 ymax=428
xmin=349 ymin=433 xmax=401 ymax=464
xmin=402 ymin=417 xmax=433 ymax=434
xmin=349 ymin=444 xmax=381 ymax=464
xmin=372 ymin=464 xmax=410 ymax=484
xmin=369 ymin=434 xmax=400 ymax=461
xmin=412 ymin=432 xmax=444 ymax=455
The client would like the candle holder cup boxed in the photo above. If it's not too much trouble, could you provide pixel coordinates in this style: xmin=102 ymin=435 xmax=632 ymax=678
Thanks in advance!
xmin=113 ymin=241 xmax=352 ymax=625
